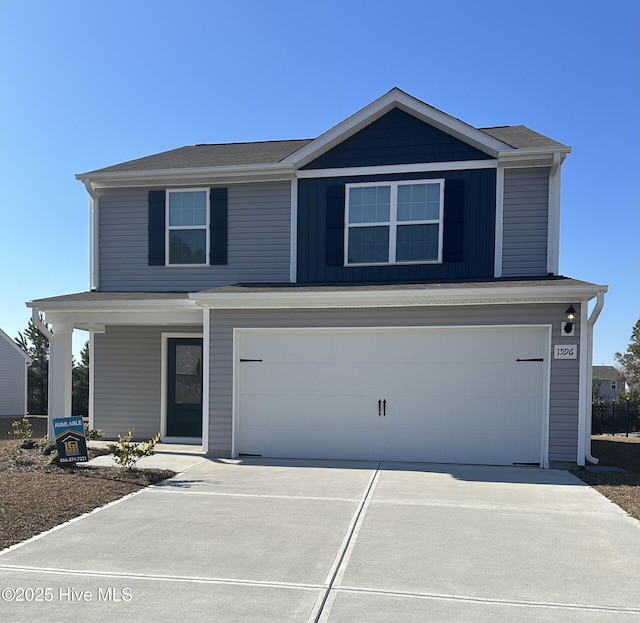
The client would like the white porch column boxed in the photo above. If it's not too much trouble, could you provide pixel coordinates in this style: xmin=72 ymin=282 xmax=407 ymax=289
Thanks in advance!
xmin=48 ymin=322 xmax=73 ymax=439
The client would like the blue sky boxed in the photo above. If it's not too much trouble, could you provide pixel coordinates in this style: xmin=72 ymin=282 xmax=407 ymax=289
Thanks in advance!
xmin=0 ymin=0 xmax=637 ymax=364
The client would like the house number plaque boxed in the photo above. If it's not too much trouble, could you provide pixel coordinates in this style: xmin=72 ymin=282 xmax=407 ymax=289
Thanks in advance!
xmin=554 ymin=344 xmax=577 ymax=359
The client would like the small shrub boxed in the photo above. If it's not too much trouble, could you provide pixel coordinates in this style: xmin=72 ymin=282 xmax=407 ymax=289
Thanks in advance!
xmin=10 ymin=418 xmax=36 ymax=448
xmin=107 ymin=429 xmax=160 ymax=470
xmin=39 ymin=440 xmax=57 ymax=455
xmin=84 ymin=424 xmax=104 ymax=440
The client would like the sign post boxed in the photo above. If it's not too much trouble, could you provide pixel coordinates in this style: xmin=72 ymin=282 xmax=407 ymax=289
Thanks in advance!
xmin=53 ymin=416 xmax=89 ymax=464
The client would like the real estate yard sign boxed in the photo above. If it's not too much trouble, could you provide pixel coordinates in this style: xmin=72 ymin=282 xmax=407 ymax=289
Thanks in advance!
xmin=53 ymin=416 xmax=89 ymax=464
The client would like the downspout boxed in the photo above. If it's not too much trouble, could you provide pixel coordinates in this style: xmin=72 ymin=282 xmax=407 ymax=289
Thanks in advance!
xmin=585 ymin=291 xmax=606 ymax=464
xmin=31 ymin=307 xmax=53 ymax=342
xmin=84 ymin=181 xmax=99 ymax=291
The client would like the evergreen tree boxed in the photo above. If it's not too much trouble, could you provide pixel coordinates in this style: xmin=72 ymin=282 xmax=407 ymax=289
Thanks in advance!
xmin=15 ymin=316 xmax=50 ymax=414
xmin=615 ymin=319 xmax=640 ymax=399
xmin=72 ymin=341 xmax=90 ymax=416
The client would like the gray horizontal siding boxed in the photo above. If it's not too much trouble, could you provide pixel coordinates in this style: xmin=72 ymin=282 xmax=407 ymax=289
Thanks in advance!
xmin=502 ymin=168 xmax=549 ymax=277
xmin=208 ymin=303 xmax=580 ymax=463
xmin=0 ymin=336 xmax=27 ymax=417
xmin=98 ymin=182 xmax=291 ymax=291
xmin=93 ymin=325 xmax=200 ymax=440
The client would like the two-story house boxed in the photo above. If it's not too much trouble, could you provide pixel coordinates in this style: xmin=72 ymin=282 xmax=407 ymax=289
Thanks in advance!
xmin=28 ymin=88 xmax=607 ymax=467
xmin=593 ymin=366 xmax=626 ymax=403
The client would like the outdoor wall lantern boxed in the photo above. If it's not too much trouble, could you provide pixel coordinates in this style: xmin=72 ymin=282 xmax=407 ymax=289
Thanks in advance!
xmin=563 ymin=305 xmax=576 ymax=335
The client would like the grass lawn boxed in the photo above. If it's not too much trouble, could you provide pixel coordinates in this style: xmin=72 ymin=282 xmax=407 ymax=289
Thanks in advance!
xmin=0 ymin=418 xmax=638 ymax=552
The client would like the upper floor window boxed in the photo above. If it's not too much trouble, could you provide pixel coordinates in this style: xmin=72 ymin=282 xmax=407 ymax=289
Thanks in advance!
xmin=345 ymin=179 xmax=444 ymax=266
xmin=611 ymin=380 xmax=617 ymax=391
xmin=167 ymin=190 xmax=209 ymax=265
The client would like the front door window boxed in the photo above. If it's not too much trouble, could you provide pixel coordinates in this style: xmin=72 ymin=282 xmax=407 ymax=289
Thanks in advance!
xmin=167 ymin=338 xmax=203 ymax=437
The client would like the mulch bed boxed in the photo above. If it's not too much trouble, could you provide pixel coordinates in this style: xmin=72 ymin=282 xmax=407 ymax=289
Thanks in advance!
xmin=0 ymin=419 xmax=174 ymax=550
xmin=573 ymin=435 xmax=640 ymax=521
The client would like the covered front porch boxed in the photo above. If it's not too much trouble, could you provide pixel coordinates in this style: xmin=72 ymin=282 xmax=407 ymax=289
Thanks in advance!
xmin=26 ymin=292 xmax=208 ymax=451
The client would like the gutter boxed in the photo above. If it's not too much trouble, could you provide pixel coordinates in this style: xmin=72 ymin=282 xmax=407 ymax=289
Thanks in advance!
xmin=585 ymin=291 xmax=606 ymax=464
xmin=31 ymin=308 xmax=53 ymax=342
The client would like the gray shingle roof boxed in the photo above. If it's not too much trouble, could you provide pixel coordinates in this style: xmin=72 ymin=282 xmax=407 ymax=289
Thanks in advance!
xmin=480 ymin=125 xmax=567 ymax=150
xmin=80 ymin=139 xmax=313 ymax=176
xmin=593 ymin=366 xmax=624 ymax=380
xmin=78 ymin=107 xmax=569 ymax=177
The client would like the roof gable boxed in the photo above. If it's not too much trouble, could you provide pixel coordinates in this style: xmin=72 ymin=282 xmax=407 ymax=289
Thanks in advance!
xmin=284 ymin=88 xmax=513 ymax=168
xmin=0 ymin=328 xmax=32 ymax=364
xmin=301 ymin=107 xmax=492 ymax=170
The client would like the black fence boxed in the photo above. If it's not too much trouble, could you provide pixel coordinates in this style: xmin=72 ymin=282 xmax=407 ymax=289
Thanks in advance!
xmin=592 ymin=401 xmax=640 ymax=435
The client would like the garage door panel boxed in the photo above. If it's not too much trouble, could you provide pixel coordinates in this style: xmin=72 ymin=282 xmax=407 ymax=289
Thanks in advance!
xmin=235 ymin=327 xmax=547 ymax=465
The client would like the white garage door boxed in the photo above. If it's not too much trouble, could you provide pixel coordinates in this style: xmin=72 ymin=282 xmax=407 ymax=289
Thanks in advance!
xmin=235 ymin=327 xmax=548 ymax=465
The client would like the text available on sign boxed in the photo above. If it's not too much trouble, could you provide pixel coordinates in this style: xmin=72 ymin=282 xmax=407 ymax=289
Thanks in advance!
xmin=53 ymin=416 xmax=89 ymax=464
xmin=554 ymin=344 xmax=577 ymax=359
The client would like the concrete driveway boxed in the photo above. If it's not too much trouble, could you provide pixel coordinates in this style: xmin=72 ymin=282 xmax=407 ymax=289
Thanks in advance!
xmin=1 ymin=459 xmax=639 ymax=622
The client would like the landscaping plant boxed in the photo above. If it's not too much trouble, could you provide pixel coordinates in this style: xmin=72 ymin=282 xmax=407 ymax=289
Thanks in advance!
xmin=107 ymin=429 xmax=160 ymax=470
xmin=10 ymin=417 xmax=37 ymax=449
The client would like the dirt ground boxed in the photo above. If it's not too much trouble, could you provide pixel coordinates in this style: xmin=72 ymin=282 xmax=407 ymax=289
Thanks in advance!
xmin=573 ymin=435 xmax=640 ymax=521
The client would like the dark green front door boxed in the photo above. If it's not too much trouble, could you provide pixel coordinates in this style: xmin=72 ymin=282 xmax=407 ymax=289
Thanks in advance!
xmin=167 ymin=338 xmax=203 ymax=438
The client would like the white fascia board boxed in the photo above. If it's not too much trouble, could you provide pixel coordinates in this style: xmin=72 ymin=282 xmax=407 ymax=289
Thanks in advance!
xmin=76 ymin=163 xmax=296 ymax=190
xmin=26 ymin=298 xmax=199 ymax=313
xmin=283 ymin=88 xmax=512 ymax=167
xmin=498 ymin=147 xmax=571 ymax=168
xmin=42 ymin=310 xmax=203 ymax=328
xmin=0 ymin=327 xmax=32 ymax=363
xmin=191 ymin=283 xmax=608 ymax=310
xmin=296 ymin=159 xmax=497 ymax=179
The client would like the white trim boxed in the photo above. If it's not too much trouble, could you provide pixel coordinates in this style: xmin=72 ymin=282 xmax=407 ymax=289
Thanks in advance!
xmin=344 ymin=179 xmax=444 ymax=267
xmin=165 ymin=188 xmax=210 ymax=267
xmin=296 ymin=159 xmax=497 ymax=179
xmin=202 ymin=308 xmax=210 ymax=454
xmin=231 ymin=328 xmax=239 ymax=459
xmin=192 ymin=282 xmax=608 ymax=310
xmin=541 ymin=325 xmax=552 ymax=469
xmin=89 ymin=194 xmax=99 ymax=290
xmin=290 ymin=178 xmax=298 ymax=283
xmin=77 ymin=163 xmax=296 ymax=189
xmin=282 ymin=88 xmax=512 ymax=167
xmin=494 ymin=166 xmax=505 ymax=278
xmin=88 ymin=331 xmax=95 ymax=429
xmin=233 ymin=324 xmax=551 ymax=467
xmin=577 ymin=302 xmax=589 ymax=466
xmin=160 ymin=332 xmax=204 ymax=443
xmin=585 ymin=292 xmax=606 ymax=464
xmin=547 ymin=153 xmax=561 ymax=275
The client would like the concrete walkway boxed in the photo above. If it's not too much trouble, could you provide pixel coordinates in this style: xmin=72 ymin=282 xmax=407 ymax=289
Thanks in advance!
xmin=1 ymin=459 xmax=639 ymax=622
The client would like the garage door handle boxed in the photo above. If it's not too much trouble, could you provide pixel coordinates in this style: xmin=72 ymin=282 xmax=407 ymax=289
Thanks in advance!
xmin=378 ymin=399 xmax=382 ymax=416
xmin=383 ymin=399 xmax=386 ymax=416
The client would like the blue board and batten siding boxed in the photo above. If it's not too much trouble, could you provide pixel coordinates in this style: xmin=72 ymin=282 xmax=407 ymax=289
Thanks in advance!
xmin=301 ymin=108 xmax=490 ymax=168
xmin=297 ymin=169 xmax=496 ymax=283
xmin=98 ymin=182 xmax=291 ymax=291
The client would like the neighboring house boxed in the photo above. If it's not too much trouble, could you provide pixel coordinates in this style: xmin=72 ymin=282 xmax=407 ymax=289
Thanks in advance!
xmin=0 ymin=328 xmax=31 ymax=418
xmin=27 ymin=88 xmax=607 ymax=467
xmin=593 ymin=366 xmax=626 ymax=403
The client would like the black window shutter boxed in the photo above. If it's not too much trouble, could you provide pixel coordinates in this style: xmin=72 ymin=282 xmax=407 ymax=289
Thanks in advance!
xmin=148 ymin=190 xmax=166 ymax=266
xmin=442 ymin=179 xmax=465 ymax=263
xmin=325 ymin=185 xmax=345 ymax=266
xmin=210 ymin=187 xmax=228 ymax=265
